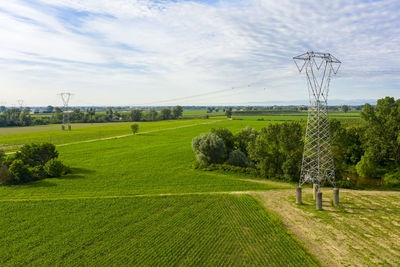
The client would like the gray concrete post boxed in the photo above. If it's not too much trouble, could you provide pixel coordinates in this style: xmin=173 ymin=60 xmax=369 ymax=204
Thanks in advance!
xmin=316 ymin=191 xmax=323 ymax=210
xmin=333 ymin=188 xmax=339 ymax=206
xmin=296 ymin=187 xmax=302 ymax=204
xmin=61 ymin=125 xmax=65 ymax=130
xmin=313 ymin=184 xmax=319 ymax=200
xmin=68 ymin=125 xmax=71 ymax=131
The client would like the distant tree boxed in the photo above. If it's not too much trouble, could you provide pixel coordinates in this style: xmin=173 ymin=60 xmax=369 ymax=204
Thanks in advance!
xmin=46 ymin=105 xmax=54 ymax=113
xmin=225 ymin=108 xmax=232 ymax=118
xmin=172 ymin=105 xmax=183 ymax=119
xmin=70 ymin=108 xmax=84 ymax=121
xmin=192 ymin=133 xmax=226 ymax=166
xmin=160 ymin=108 xmax=171 ymax=120
xmin=130 ymin=123 xmax=139 ymax=134
xmin=341 ymin=105 xmax=350 ymax=113
xmin=0 ymin=106 xmax=6 ymax=113
xmin=106 ymin=107 xmax=113 ymax=120
xmin=130 ymin=109 xmax=142 ymax=122
xmin=146 ymin=109 xmax=158 ymax=121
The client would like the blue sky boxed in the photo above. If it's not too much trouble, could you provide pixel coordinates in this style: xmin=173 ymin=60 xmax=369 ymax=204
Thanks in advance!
xmin=1 ymin=0 xmax=399 ymax=106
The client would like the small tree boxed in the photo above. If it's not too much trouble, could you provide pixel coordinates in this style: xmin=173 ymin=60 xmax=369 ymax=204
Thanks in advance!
xmin=172 ymin=105 xmax=183 ymax=119
xmin=228 ymin=150 xmax=251 ymax=167
xmin=225 ymin=108 xmax=232 ymax=118
xmin=341 ymin=105 xmax=350 ymax=113
xmin=44 ymin=159 xmax=66 ymax=177
xmin=192 ymin=133 xmax=226 ymax=166
xmin=130 ymin=123 xmax=139 ymax=134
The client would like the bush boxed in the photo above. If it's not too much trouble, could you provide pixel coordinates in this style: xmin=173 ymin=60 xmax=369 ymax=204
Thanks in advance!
xmin=192 ymin=133 xmax=226 ymax=166
xmin=8 ymin=159 xmax=31 ymax=184
xmin=211 ymin=128 xmax=235 ymax=153
xmin=0 ymin=165 xmax=11 ymax=185
xmin=16 ymin=143 xmax=58 ymax=167
xmin=29 ymin=165 xmax=47 ymax=181
xmin=228 ymin=150 xmax=252 ymax=167
xmin=383 ymin=169 xmax=400 ymax=187
xmin=130 ymin=123 xmax=139 ymax=134
xmin=44 ymin=159 xmax=67 ymax=177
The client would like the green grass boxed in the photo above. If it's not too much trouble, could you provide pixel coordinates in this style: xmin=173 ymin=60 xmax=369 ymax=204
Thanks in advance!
xmin=0 ymin=120 xmax=284 ymax=200
xmin=0 ymin=118 xmax=223 ymax=152
xmin=0 ymin=194 xmax=318 ymax=266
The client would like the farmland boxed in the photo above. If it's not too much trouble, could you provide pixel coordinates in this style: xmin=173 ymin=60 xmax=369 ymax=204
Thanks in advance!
xmin=1 ymin=113 xmax=399 ymax=266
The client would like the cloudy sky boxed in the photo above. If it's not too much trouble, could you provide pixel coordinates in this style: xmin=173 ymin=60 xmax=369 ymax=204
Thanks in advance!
xmin=1 ymin=0 xmax=400 ymax=106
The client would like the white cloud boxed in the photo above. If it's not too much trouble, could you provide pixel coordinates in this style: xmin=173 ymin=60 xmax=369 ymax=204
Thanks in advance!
xmin=0 ymin=0 xmax=399 ymax=106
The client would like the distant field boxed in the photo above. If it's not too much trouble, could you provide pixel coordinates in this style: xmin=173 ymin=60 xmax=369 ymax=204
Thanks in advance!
xmin=0 ymin=194 xmax=317 ymax=266
xmin=0 ymin=119 xmax=223 ymax=152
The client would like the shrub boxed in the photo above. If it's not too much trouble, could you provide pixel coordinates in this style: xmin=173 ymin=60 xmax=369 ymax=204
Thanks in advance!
xmin=8 ymin=159 xmax=31 ymax=184
xmin=44 ymin=159 xmax=67 ymax=177
xmin=192 ymin=133 xmax=226 ymax=166
xmin=0 ymin=165 xmax=11 ymax=185
xmin=29 ymin=165 xmax=47 ymax=181
xmin=16 ymin=143 xmax=58 ymax=167
xmin=211 ymin=128 xmax=235 ymax=153
xmin=0 ymin=150 xmax=4 ymax=165
xmin=130 ymin=123 xmax=139 ymax=134
xmin=228 ymin=150 xmax=252 ymax=167
xmin=383 ymin=169 xmax=400 ymax=187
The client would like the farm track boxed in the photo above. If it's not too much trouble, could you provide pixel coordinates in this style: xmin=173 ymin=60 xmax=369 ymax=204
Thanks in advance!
xmin=4 ymin=119 xmax=225 ymax=154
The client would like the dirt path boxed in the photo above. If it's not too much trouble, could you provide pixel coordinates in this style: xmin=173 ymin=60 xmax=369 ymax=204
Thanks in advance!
xmin=251 ymin=188 xmax=400 ymax=266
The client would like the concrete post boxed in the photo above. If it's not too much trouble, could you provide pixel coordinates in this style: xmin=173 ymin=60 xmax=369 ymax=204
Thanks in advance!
xmin=61 ymin=125 xmax=65 ymax=130
xmin=333 ymin=188 xmax=339 ymax=206
xmin=296 ymin=187 xmax=302 ymax=204
xmin=313 ymin=184 xmax=319 ymax=200
xmin=316 ymin=191 xmax=323 ymax=210
xmin=68 ymin=125 xmax=71 ymax=131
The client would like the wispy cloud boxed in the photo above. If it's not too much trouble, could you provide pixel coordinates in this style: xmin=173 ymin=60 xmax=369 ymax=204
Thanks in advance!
xmin=1 ymin=0 xmax=399 ymax=106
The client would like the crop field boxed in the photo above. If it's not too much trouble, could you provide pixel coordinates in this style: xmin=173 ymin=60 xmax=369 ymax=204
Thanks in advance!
xmin=0 ymin=194 xmax=318 ymax=266
xmin=0 ymin=118 xmax=223 ymax=152
xmin=1 ymin=114 xmax=398 ymax=266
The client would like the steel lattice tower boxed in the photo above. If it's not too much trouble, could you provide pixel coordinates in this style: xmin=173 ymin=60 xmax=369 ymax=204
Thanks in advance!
xmin=293 ymin=51 xmax=341 ymax=187
xmin=59 ymin=92 xmax=72 ymax=130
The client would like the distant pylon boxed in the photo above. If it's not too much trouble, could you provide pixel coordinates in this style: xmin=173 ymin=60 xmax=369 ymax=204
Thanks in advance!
xmin=293 ymin=51 xmax=341 ymax=187
xmin=17 ymin=99 xmax=24 ymax=109
xmin=59 ymin=92 xmax=72 ymax=131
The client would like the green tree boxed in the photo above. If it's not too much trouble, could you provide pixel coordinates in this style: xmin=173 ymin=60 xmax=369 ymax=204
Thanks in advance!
xmin=46 ymin=105 xmax=54 ymax=113
xmin=172 ymin=105 xmax=183 ymax=119
xmin=211 ymin=128 xmax=235 ymax=153
xmin=8 ymin=159 xmax=31 ymax=184
xmin=16 ymin=143 xmax=58 ymax=167
xmin=130 ymin=109 xmax=142 ymax=122
xmin=235 ymin=126 xmax=259 ymax=155
xmin=160 ymin=108 xmax=171 ymax=120
xmin=146 ymin=109 xmax=158 ymax=121
xmin=192 ymin=133 xmax=226 ymax=166
xmin=341 ymin=105 xmax=350 ymax=113
xmin=357 ymin=97 xmax=400 ymax=178
xmin=130 ymin=123 xmax=139 ymax=134
xmin=225 ymin=108 xmax=232 ymax=118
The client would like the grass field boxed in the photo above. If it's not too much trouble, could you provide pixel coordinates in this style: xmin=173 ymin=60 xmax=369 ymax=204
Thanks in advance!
xmin=0 ymin=118 xmax=223 ymax=152
xmin=1 ymin=115 xmax=398 ymax=266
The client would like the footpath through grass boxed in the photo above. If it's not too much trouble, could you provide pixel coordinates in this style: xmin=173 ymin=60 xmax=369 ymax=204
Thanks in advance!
xmin=0 ymin=194 xmax=318 ymax=266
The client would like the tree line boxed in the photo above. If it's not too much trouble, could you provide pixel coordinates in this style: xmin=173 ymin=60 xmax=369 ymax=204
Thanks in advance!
xmin=0 ymin=106 xmax=183 ymax=127
xmin=192 ymin=97 xmax=400 ymax=188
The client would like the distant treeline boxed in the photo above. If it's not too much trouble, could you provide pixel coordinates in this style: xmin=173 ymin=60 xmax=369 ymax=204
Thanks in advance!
xmin=0 ymin=106 xmax=183 ymax=127
xmin=192 ymin=97 xmax=400 ymax=188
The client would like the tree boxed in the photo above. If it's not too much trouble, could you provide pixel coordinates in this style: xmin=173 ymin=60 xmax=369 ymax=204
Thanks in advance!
xmin=160 ymin=108 xmax=171 ymax=120
xmin=8 ymin=159 xmax=31 ymax=184
xmin=225 ymin=108 xmax=232 ymax=118
xmin=130 ymin=123 xmax=139 ymax=134
xmin=106 ymin=107 xmax=113 ymax=120
xmin=172 ymin=105 xmax=183 ymax=119
xmin=192 ymin=133 xmax=226 ymax=165
xmin=46 ymin=105 xmax=54 ymax=113
xmin=16 ymin=143 xmax=58 ymax=167
xmin=211 ymin=128 xmax=235 ymax=153
xmin=130 ymin=109 xmax=142 ymax=122
xmin=146 ymin=109 xmax=158 ymax=121
xmin=341 ymin=105 xmax=350 ymax=113
xmin=356 ymin=97 xmax=400 ymax=178
xmin=0 ymin=106 xmax=5 ymax=113
xmin=228 ymin=150 xmax=252 ymax=167
xmin=235 ymin=126 xmax=259 ymax=155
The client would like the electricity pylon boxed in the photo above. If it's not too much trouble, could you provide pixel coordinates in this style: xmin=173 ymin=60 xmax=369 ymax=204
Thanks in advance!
xmin=293 ymin=51 xmax=341 ymax=187
xmin=17 ymin=99 xmax=24 ymax=110
xmin=59 ymin=92 xmax=72 ymax=131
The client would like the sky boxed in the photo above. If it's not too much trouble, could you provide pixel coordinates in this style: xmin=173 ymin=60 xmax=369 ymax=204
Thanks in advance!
xmin=1 ymin=0 xmax=400 ymax=106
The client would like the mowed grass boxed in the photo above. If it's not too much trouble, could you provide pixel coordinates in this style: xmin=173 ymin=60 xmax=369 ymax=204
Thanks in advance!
xmin=0 ymin=120 xmax=284 ymax=200
xmin=0 ymin=194 xmax=318 ymax=266
xmin=254 ymin=188 xmax=400 ymax=266
xmin=0 ymin=118 xmax=223 ymax=152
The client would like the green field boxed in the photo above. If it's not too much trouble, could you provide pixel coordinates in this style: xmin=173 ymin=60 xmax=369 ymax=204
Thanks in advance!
xmin=0 ymin=194 xmax=317 ymax=266
xmin=2 ymin=114 xmax=397 ymax=266
xmin=0 ymin=119 xmax=223 ymax=152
